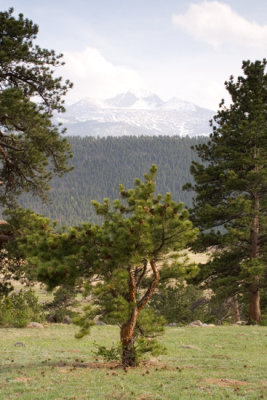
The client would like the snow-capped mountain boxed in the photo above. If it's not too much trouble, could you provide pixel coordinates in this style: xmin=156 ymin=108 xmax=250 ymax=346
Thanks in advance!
xmin=58 ymin=91 xmax=214 ymax=137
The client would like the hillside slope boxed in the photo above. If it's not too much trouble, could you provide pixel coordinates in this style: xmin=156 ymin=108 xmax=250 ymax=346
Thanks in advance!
xmin=19 ymin=136 xmax=206 ymax=225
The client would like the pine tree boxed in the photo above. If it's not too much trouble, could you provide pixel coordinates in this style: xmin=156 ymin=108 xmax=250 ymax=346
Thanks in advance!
xmin=0 ymin=8 xmax=72 ymax=206
xmin=8 ymin=166 xmax=198 ymax=366
xmin=185 ymin=60 xmax=267 ymax=324
xmin=88 ymin=165 xmax=197 ymax=366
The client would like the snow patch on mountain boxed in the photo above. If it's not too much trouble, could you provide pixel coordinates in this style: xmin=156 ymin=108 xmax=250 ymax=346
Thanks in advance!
xmin=58 ymin=91 xmax=214 ymax=137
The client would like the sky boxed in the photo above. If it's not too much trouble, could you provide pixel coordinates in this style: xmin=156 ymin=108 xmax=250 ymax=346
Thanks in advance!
xmin=2 ymin=0 xmax=267 ymax=109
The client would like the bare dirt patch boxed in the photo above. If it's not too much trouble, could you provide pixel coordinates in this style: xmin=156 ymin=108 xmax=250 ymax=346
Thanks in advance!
xmin=204 ymin=378 xmax=250 ymax=387
xmin=13 ymin=377 xmax=31 ymax=382
xmin=52 ymin=360 xmax=174 ymax=371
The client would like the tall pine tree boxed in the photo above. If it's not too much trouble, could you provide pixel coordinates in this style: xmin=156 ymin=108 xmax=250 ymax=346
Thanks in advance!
xmin=185 ymin=60 xmax=267 ymax=324
xmin=0 ymin=8 xmax=72 ymax=206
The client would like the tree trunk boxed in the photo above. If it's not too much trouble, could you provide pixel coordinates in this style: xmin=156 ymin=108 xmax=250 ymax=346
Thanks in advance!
xmin=248 ymin=191 xmax=261 ymax=324
xmin=120 ymin=260 xmax=160 ymax=367
xmin=231 ymin=295 xmax=241 ymax=323
xmin=248 ymin=281 xmax=261 ymax=324
xmin=120 ymin=308 xmax=138 ymax=367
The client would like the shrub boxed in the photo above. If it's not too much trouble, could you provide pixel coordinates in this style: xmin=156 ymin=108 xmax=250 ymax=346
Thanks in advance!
xmin=44 ymin=286 xmax=78 ymax=323
xmin=93 ymin=343 xmax=121 ymax=362
xmin=0 ymin=289 xmax=43 ymax=328
xmin=93 ymin=338 xmax=166 ymax=364
xmin=150 ymin=283 xmax=209 ymax=324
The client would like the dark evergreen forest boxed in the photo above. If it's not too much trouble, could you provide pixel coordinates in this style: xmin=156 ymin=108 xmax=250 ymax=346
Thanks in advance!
xmin=19 ymin=136 xmax=207 ymax=225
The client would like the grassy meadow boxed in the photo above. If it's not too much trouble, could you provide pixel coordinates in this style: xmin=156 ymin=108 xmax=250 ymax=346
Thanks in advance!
xmin=0 ymin=324 xmax=266 ymax=400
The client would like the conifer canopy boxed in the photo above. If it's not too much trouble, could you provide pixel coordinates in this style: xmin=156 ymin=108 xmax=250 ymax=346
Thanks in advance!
xmin=0 ymin=8 xmax=72 ymax=206
xmin=7 ymin=166 xmax=198 ymax=366
xmin=186 ymin=60 xmax=267 ymax=324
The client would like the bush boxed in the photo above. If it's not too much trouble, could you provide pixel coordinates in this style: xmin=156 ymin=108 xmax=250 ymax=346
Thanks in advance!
xmin=93 ymin=338 xmax=166 ymax=363
xmin=150 ymin=283 xmax=209 ymax=324
xmin=135 ymin=337 xmax=166 ymax=359
xmin=0 ymin=249 xmax=27 ymax=297
xmin=93 ymin=343 xmax=121 ymax=362
xmin=0 ymin=289 xmax=43 ymax=328
xmin=44 ymin=286 xmax=78 ymax=323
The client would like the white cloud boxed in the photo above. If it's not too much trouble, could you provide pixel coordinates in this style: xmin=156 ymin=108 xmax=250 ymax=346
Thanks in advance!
xmin=144 ymin=63 xmax=228 ymax=110
xmin=62 ymin=47 xmax=144 ymax=103
xmin=172 ymin=1 xmax=267 ymax=48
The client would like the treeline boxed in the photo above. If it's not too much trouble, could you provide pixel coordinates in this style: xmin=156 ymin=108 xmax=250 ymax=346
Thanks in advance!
xmin=19 ymin=136 xmax=207 ymax=225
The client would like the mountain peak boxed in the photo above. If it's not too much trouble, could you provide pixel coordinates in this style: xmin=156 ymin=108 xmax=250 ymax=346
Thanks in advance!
xmin=162 ymin=97 xmax=197 ymax=112
xmin=106 ymin=91 xmax=138 ymax=108
xmin=61 ymin=91 xmax=213 ymax=138
xmin=127 ymin=88 xmax=154 ymax=98
xmin=106 ymin=90 xmax=164 ymax=109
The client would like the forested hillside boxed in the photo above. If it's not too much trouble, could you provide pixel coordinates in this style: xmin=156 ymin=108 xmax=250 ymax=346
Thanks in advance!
xmin=19 ymin=136 xmax=207 ymax=225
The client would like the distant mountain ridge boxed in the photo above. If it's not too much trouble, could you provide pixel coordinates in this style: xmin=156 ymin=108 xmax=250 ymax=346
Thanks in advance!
xmin=57 ymin=91 xmax=214 ymax=137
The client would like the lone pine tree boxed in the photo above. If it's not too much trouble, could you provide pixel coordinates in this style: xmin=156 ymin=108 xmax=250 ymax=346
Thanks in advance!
xmin=185 ymin=60 xmax=267 ymax=324
xmin=8 ymin=166 xmax=197 ymax=366
xmin=0 ymin=8 xmax=72 ymax=206
xmin=87 ymin=166 xmax=197 ymax=366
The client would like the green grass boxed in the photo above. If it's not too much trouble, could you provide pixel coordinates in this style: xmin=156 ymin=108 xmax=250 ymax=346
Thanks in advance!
xmin=0 ymin=325 xmax=266 ymax=399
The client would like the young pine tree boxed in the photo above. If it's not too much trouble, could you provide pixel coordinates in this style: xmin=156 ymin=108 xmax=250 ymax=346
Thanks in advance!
xmin=8 ymin=167 xmax=198 ymax=367
xmin=85 ymin=165 xmax=198 ymax=366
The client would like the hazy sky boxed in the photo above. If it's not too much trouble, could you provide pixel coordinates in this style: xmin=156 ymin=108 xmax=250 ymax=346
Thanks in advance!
xmin=2 ymin=1 xmax=267 ymax=109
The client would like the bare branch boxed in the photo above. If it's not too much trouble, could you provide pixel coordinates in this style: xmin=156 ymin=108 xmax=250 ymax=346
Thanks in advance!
xmin=137 ymin=259 xmax=160 ymax=311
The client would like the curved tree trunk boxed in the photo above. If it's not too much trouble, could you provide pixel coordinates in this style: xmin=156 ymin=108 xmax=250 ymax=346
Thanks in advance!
xmin=120 ymin=308 xmax=138 ymax=367
xmin=120 ymin=260 xmax=160 ymax=367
